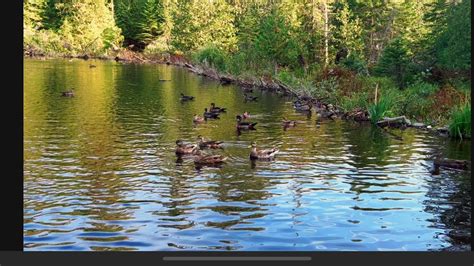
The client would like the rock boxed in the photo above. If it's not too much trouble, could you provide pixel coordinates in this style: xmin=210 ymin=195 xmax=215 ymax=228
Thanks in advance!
xmin=412 ymin=122 xmax=426 ymax=128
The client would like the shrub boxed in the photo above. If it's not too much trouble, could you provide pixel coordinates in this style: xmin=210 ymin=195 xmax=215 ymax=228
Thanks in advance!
xmin=399 ymin=81 xmax=438 ymax=120
xmin=448 ymin=104 xmax=471 ymax=139
xmin=193 ymin=45 xmax=228 ymax=72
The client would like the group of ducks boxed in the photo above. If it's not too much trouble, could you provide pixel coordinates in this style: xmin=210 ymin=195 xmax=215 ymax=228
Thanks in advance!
xmin=176 ymin=92 xmax=293 ymax=167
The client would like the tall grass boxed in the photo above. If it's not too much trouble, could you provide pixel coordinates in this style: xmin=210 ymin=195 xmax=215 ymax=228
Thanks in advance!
xmin=368 ymin=97 xmax=392 ymax=124
xmin=448 ymin=104 xmax=471 ymax=139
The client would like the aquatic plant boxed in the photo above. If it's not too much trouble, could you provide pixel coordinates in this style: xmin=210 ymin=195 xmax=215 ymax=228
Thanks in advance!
xmin=448 ymin=103 xmax=471 ymax=139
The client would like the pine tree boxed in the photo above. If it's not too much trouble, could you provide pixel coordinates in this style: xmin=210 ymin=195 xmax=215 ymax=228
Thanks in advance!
xmin=375 ymin=37 xmax=411 ymax=89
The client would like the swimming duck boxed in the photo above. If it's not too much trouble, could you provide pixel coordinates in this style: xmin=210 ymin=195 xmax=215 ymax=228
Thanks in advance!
xmin=282 ymin=118 xmax=297 ymax=127
xmin=180 ymin=93 xmax=195 ymax=101
xmin=244 ymin=93 xmax=258 ymax=101
xmin=294 ymin=102 xmax=311 ymax=111
xmin=193 ymin=114 xmax=205 ymax=123
xmin=204 ymin=108 xmax=220 ymax=119
xmin=193 ymin=151 xmax=228 ymax=165
xmin=249 ymin=141 xmax=279 ymax=160
xmin=236 ymin=115 xmax=257 ymax=130
xmin=210 ymin=103 xmax=226 ymax=113
xmin=175 ymin=140 xmax=198 ymax=155
xmin=197 ymin=135 xmax=223 ymax=149
xmin=61 ymin=89 xmax=74 ymax=97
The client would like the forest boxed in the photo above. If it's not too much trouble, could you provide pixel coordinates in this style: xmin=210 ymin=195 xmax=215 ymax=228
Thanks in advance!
xmin=23 ymin=0 xmax=471 ymax=139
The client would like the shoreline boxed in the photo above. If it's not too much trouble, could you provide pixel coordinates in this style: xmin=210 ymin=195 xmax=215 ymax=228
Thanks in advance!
xmin=24 ymin=52 xmax=468 ymax=141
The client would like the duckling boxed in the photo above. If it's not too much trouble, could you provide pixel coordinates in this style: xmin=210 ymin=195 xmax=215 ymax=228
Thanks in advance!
xmin=236 ymin=115 xmax=257 ymax=130
xmin=193 ymin=114 xmax=205 ymax=123
xmin=61 ymin=89 xmax=74 ymax=97
xmin=204 ymin=108 xmax=220 ymax=119
xmin=193 ymin=151 xmax=228 ymax=165
xmin=197 ymin=135 xmax=223 ymax=149
xmin=175 ymin=140 xmax=198 ymax=155
xmin=180 ymin=93 xmax=195 ymax=101
xmin=282 ymin=117 xmax=297 ymax=127
xmin=210 ymin=103 xmax=226 ymax=113
xmin=249 ymin=142 xmax=279 ymax=160
xmin=244 ymin=93 xmax=258 ymax=101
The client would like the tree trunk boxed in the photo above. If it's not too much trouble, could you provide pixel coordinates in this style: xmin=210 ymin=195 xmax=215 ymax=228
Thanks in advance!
xmin=323 ymin=0 xmax=329 ymax=67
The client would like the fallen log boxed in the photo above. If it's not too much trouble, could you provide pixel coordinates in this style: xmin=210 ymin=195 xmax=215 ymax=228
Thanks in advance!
xmin=376 ymin=116 xmax=411 ymax=128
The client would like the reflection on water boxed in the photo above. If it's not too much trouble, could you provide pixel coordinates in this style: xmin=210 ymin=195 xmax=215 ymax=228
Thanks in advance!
xmin=24 ymin=58 xmax=471 ymax=251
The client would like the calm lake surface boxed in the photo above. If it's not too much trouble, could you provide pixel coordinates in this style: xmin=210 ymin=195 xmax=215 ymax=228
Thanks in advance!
xmin=24 ymin=58 xmax=471 ymax=251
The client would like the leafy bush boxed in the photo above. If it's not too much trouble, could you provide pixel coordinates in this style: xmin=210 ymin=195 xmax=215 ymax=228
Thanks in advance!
xmin=341 ymin=53 xmax=368 ymax=75
xmin=448 ymin=104 xmax=471 ymax=139
xmin=399 ymin=81 xmax=438 ymax=120
xmin=193 ymin=45 xmax=228 ymax=72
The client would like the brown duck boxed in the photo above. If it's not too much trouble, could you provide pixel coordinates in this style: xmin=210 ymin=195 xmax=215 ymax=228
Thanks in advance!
xmin=175 ymin=140 xmax=198 ymax=155
xmin=249 ymin=141 xmax=279 ymax=160
xmin=197 ymin=135 xmax=223 ymax=149
xmin=194 ymin=151 xmax=228 ymax=165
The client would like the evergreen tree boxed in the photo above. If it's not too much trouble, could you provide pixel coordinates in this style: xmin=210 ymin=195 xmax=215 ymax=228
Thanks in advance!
xmin=435 ymin=0 xmax=471 ymax=71
xmin=375 ymin=37 xmax=411 ymax=89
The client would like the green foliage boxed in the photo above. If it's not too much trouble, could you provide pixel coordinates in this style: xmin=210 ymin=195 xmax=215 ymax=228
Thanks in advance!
xmin=341 ymin=53 xmax=368 ymax=75
xmin=448 ymin=103 xmax=471 ymax=139
xmin=435 ymin=0 xmax=471 ymax=71
xmin=399 ymin=81 xmax=438 ymax=120
xmin=253 ymin=8 xmax=300 ymax=69
xmin=115 ymin=0 xmax=165 ymax=49
xmin=374 ymin=38 xmax=413 ymax=89
xmin=24 ymin=0 xmax=123 ymax=56
xmin=193 ymin=45 xmax=228 ymax=72
xmin=171 ymin=0 xmax=237 ymax=53
xmin=368 ymin=95 xmax=394 ymax=125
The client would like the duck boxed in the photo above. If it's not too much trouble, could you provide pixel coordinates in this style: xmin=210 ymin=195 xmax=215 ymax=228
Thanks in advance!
xmin=89 ymin=64 xmax=96 ymax=68
xmin=180 ymin=93 xmax=195 ymax=101
xmin=193 ymin=114 xmax=205 ymax=123
xmin=294 ymin=102 xmax=311 ymax=111
xmin=244 ymin=93 xmax=258 ymax=101
xmin=204 ymin=108 xmax=220 ymax=119
xmin=193 ymin=151 xmax=228 ymax=165
xmin=210 ymin=103 xmax=226 ymax=113
xmin=282 ymin=118 xmax=297 ymax=127
xmin=249 ymin=141 xmax=279 ymax=160
xmin=236 ymin=115 xmax=257 ymax=130
xmin=175 ymin=140 xmax=198 ymax=155
xmin=61 ymin=89 xmax=74 ymax=97
xmin=197 ymin=135 xmax=223 ymax=149
xmin=243 ymin=87 xmax=253 ymax=93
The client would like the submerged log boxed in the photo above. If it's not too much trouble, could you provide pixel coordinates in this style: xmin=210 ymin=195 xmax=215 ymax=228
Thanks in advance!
xmin=376 ymin=116 xmax=411 ymax=128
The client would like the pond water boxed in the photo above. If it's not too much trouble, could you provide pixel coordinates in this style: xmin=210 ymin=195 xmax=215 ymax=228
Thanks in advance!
xmin=24 ymin=58 xmax=471 ymax=251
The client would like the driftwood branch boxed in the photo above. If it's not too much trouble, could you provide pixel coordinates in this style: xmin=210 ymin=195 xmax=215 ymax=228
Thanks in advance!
xmin=377 ymin=116 xmax=411 ymax=128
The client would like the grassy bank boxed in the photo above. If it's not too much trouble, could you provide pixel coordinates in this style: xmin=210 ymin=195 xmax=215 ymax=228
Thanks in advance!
xmin=184 ymin=45 xmax=470 ymax=137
